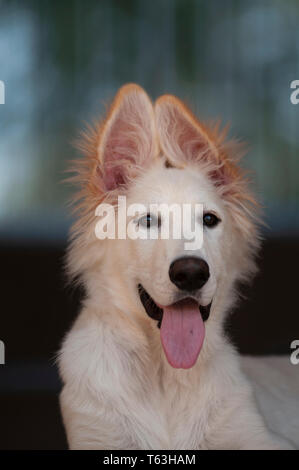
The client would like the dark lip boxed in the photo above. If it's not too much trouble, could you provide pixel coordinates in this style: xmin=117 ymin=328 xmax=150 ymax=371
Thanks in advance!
xmin=138 ymin=284 xmax=212 ymax=329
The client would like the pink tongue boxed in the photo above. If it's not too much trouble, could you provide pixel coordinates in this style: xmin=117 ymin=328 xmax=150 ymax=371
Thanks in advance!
xmin=160 ymin=299 xmax=205 ymax=369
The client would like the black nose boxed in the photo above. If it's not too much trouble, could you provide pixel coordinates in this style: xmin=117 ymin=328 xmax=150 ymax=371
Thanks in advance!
xmin=169 ymin=257 xmax=210 ymax=292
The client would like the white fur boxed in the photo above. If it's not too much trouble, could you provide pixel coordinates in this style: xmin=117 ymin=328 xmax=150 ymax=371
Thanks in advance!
xmin=59 ymin=85 xmax=293 ymax=450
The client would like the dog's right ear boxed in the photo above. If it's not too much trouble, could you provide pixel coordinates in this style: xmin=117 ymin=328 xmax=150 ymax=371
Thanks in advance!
xmin=97 ymin=83 xmax=157 ymax=192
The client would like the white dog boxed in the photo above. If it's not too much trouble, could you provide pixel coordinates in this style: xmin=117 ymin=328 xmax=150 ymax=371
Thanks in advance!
xmin=59 ymin=84 xmax=291 ymax=449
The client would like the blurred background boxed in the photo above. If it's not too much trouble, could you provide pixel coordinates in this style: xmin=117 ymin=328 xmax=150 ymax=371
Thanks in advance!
xmin=0 ymin=0 xmax=298 ymax=450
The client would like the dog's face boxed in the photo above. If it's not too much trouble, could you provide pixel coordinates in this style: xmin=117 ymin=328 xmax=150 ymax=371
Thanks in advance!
xmin=117 ymin=162 xmax=238 ymax=369
xmin=125 ymin=163 xmax=225 ymax=309
xmin=70 ymin=84 xmax=259 ymax=369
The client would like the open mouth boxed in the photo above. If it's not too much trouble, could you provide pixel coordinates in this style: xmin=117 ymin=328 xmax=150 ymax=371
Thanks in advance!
xmin=138 ymin=284 xmax=211 ymax=327
xmin=138 ymin=284 xmax=212 ymax=369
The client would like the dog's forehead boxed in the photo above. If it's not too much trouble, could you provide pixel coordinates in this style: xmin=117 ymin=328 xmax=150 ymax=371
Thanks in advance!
xmin=129 ymin=163 xmax=221 ymax=207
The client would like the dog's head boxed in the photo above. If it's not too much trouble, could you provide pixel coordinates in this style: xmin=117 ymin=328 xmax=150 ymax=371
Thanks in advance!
xmin=68 ymin=84 xmax=260 ymax=369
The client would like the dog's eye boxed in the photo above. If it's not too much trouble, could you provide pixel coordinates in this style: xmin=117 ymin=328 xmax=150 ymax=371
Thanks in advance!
xmin=203 ymin=213 xmax=220 ymax=228
xmin=138 ymin=213 xmax=160 ymax=229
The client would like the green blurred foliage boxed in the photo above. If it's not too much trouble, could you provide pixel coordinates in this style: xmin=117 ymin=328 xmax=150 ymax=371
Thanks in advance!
xmin=0 ymin=0 xmax=298 ymax=237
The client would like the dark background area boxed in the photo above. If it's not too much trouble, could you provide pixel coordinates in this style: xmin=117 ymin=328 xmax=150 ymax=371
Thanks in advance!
xmin=0 ymin=0 xmax=298 ymax=450
xmin=1 ymin=239 xmax=298 ymax=449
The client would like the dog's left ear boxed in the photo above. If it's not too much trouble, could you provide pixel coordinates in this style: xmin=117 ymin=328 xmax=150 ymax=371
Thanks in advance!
xmin=155 ymin=94 xmax=239 ymax=189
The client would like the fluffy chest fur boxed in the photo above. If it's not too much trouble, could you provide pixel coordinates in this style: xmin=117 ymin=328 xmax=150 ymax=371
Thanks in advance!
xmin=59 ymin=304 xmax=248 ymax=450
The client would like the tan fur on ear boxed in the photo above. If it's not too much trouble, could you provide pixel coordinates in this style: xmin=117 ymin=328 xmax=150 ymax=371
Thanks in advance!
xmin=155 ymin=93 xmax=260 ymax=253
xmin=96 ymin=83 xmax=158 ymax=192
xmin=65 ymin=84 xmax=158 ymax=281
xmin=154 ymin=93 xmax=249 ymax=192
xmin=155 ymin=94 xmax=219 ymax=167
xmin=68 ymin=84 xmax=157 ymax=218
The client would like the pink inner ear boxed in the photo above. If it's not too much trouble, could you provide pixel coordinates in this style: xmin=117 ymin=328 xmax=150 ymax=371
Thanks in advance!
xmin=157 ymin=99 xmax=238 ymax=195
xmin=175 ymin=112 xmax=236 ymax=192
xmin=158 ymin=103 xmax=214 ymax=165
xmin=209 ymin=165 xmax=230 ymax=187
xmin=104 ymin=164 xmax=126 ymax=191
xmin=100 ymin=92 xmax=154 ymax=191
xmin=103 ymin=113 xmax=137 ymax=191
xmin=174 ymin=109 xmax=209 ymax=160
